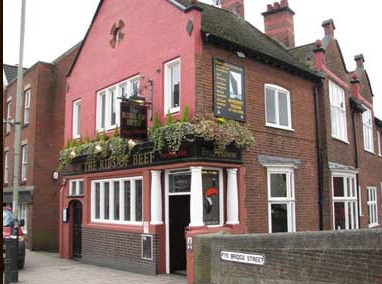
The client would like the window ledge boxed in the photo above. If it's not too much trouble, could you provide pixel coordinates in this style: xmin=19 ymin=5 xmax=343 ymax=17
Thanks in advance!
xmin=168 ymin=107 xmax=180 ymax=115
xmin=22 ymin=123 xmax=29 ymax=128
xmin=332 ymin=136 xmax=350 ymax=144
xmin=19 ymin=180 xmax=27 ymax=185
xmin=364 ymin=149 xmax=375 ymax=155
xmin=265 ymin=123 xmax=294 ymax=132
xmin=68 ymin=194 xmax=84 ymax=198
xmin=368 ymin=223 xmax=379 ymax=228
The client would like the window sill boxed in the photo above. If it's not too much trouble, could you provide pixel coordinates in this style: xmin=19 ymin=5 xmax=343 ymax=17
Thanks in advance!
xmin=68 ymin=194 xmax=84 ymax=198
xmin=364 ymin=149 xmax=375 ymax=155
xmin=368 ymin=223 xmax=379 ymax=228
xmin=22 ymin=123 xmax=29 ymax=128
xmin=265 ymin=123 xmax=294 ymax=132
xmin=19 ymin=180 xmax=27 ymax=185
xmin=4 ymin=132 xmax=10 ymax=137
xmin=332 ymin=136 xmax=350 ymax=144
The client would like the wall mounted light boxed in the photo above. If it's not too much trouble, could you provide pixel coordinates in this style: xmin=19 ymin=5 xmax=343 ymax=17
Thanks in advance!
xmin=52 ymin=171 xmax=59 ymax=181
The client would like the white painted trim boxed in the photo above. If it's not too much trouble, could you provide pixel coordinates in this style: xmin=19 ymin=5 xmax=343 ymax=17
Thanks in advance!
xmin=329 ymin=80 xmax=348 ymax=142
xmin=72 ymin=99 xmax=81 ymax=139
xmin=7 ymin=96 xmax=12 ymax=102
xmin=68 ymin=179 xmax=84 ymax=196
xmin=366 ymin=186 xmax=378 ymax=227
xmin=24 ymin=84 xmax=31 ymax=90
xmin=264 ymin=84 xmax=293 ymax=130
xmin=164 ymin=57 xmax=181 ymax=115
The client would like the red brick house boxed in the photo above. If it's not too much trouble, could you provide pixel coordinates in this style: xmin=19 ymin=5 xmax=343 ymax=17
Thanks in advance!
xmin=3 ymin=44 xmax=79 ymax=250
xmin=58 ymin=1 xmax=328 ymax=282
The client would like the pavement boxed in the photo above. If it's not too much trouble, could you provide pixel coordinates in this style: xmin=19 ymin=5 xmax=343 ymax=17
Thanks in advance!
xmin=17 ymin=250 xmax=187 ymax=284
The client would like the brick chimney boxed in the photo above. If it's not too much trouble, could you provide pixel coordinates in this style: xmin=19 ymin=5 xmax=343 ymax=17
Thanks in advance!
xmin=354 ymin=54 xmax=365 ymax=70
xmin=322 ymin=19 xmax=335 ymax=37
xmin=221 ymin=0 xmax=244 ymax=18
xmin=262 ymin=0 xmax=295 ymax=48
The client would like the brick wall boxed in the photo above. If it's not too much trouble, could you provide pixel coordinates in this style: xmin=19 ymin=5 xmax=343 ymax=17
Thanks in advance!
xmin=82 ymin=227 xmax=158 ymax=275
xmin=194 ymin=228 xmax=382 ymax=284
xmin=195 ymin=44 xmax=319 ymax=233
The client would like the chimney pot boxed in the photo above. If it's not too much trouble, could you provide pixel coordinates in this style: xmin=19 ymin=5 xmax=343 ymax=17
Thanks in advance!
xmin=322 ymin=19 xmax=336 ymax=37
xmin=267 ymin=4 xmax=273 ymax=11
xmin=315 ymin=39 xmax=322 ymax=48
xmin=354 ymin=54 xmax=365 ymax=69
xmin=274 ymin=2 xmax=280 ymax=9
xmin=281 ymin=0 xmax=288 ymax=7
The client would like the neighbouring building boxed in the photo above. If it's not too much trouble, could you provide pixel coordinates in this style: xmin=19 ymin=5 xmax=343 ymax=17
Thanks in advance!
xmin=3 ymin=64 xmax=24 ymax=88
xmin=3 ymin=44 xmax=79 ymax=250
xmin=57 ymin=1 xmax=381 ymax=283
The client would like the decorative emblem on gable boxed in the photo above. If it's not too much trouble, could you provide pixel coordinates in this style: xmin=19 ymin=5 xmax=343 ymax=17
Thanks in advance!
xmin=110 ymin=20 xmax=125 ymax=48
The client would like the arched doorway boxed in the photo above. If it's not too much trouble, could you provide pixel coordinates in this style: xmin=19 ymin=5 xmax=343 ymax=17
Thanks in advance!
xmin=71 ymin=200 xmax=82 ymax=259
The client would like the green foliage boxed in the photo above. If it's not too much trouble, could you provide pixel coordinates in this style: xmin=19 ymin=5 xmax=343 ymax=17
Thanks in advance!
xmin=85 ymin=135 xmax=91 ymax=144
xmin=94 ymin=131 xmax=100 ymax=142
xmin=70 ymin=139 xmax=77 ymax=148
xmin=113 ymin=127 xmax=119 ymax=138
xmin=165 ymin=112 xmax=173 ymax=126
xmin=65 ymin=139 xmax=71 ymax=149
xmin=101 ymin=131 xmax=109 ymax=142
xmin=181 ymin=105 xmax=189 ymax=123
xmin=153 ymin=113 xmax=162 ymax=129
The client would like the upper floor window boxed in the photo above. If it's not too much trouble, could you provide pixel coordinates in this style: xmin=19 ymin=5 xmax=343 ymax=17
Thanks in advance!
xmin=72 ymin=99 xmax=81 ymax=139
xmin=164 ymin=58 xmax=180 ymax=114
xmin=69 ymin=179 xmax=84 ymax=196
xmin=329 ymin=80 xmax=348 ymax=142
xmin=332 ymin=174 xmax=358 ymax=230
xmin=267 ymin=168 xmax=295 ymax=233
xmin=24 ymin=89 xmax=31 ymax=124
xmin=4 ymin=151 xmax=9 ymax=184
xmin=377 ymin=130 xmax=381 ymax=157
xmin=265 ymin=84 xmax=292 ymax=130
xmin=367 ymin=187 xmax=378 ymax=227
xmin=96 ymin=75 xmax=140 ymax=132
xmin=6 ymin=101 xmax=12 ymax=133
xmin=21 ymin=144 xmax=27 ymax=181
xmin=362 ymin=107 xmax=374 ymax=153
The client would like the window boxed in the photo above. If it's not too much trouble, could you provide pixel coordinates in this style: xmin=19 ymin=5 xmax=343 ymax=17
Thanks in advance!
xmin=267 ymin=168 xmax=295 ymax=233
xmin=329 ymin=80 xmax=348 ymax=142
xmin=91 ymin=177 xmax=143 ymax=224
xmin=332 ymin=174 xmax=358 ymax=230
xmin=72 ymin=100 xmax=81 ymax=139
xmin=362 ymin=107 xmax=374 ymax=152
xmin=96 ymin=76 xmax=140 ymax=131
xmin=21 ymin=145 xmax=27 ymax=181
xmin=4 ymin=151 xmax=9 ymax=184
xmin=69 ymin=179 xmax=84 ymax=196
xmin=18 ymin=204 xmax=28 ymax=234
xmin=24 ymin=89 xmax=31 ymax=124
xmin=6 ymin=101 xmax=12 ymax=133
xmin=377 ymin=131 xmax=381 ymax=156
xmin=367 ymin=187 xmax=378 ymax=227
xmin=164 ymin=58 xmax=180 ymax=114
xmin=265 ymin=84 xmax=292 ymax=130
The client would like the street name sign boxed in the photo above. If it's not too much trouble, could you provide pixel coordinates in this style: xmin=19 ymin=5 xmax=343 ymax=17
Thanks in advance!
xmin=221 ymin=251 xmax=265 ymax=265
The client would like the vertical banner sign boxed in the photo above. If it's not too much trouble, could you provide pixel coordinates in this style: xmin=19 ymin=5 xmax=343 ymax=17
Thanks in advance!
xmin=213 ymin=58 xmax=245 ymax=121
xmin=120 ymin=101 xmax=148 ymax=140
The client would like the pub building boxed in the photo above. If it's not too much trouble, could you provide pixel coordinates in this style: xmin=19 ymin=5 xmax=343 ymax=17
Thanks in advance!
xmin=60 ymin=1 xmax=330 ymax=283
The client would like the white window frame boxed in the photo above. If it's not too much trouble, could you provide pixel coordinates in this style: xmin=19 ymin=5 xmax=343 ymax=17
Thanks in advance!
xmin=21 ymin=144 xmax=27 ymax=181
xmin=264 ymin=84 xmax=293 ymax=131
xmin=18 ymin=203 xmax=28 ymax=234
xmin=267 ymin=167 xmax=296 ymax=233
xmin=91 ymin=177 xmax=143 ymax=225
xmin=329 ymin=80 xmax=348 ymax=142
xmin=96 ymin=75 xmax=140 ymax=132
xmin=164 ymin=58 xmax=181 ymax=114
xmin=4 ymin=151 xmax=9 ymax=184
xmin=331 ymin=173 xmax=359 ymax=230
xmin=24 ymin=89 xmax=31 ymax=124
xmin=72 ymin=99 xmax=81 ymax=139
xmin=6 ymin=100 xmax=12 ymax=133
xmin=367 ymin=187 xmax=378 ymax=227
xmin=69 ymin=179 xmax=84 ymax=196
xmin=362 ymin=106 xmax=374 ymax=153
xmin=377 ymin=130 xmax=381 ymax=157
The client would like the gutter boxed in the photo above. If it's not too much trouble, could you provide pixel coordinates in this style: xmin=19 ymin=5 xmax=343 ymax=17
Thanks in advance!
xmin=314 ymin=83 xmax=324 ymax=230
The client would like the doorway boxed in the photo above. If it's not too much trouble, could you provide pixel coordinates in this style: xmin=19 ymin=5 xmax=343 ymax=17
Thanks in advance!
xmin=169 ymin=195 xmax=190 ymax=273
xmin=72 ymin=201 xmax=82 ymax=259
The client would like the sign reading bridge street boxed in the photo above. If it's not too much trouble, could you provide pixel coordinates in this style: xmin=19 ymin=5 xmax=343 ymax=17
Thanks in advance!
xmin=213 ymin=58 xmax=246 ymax=122
xmin=221 ymin=251 xmax=265 ymax=265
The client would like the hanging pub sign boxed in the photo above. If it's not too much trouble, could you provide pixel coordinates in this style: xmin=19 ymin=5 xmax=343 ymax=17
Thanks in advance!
xmin=213 ymin=58 xmax=245 ymax=122
xmin=120 ymin=101 xmax=148 ymax=140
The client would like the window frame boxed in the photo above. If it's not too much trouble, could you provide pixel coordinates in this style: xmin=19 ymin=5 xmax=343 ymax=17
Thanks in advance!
xmin=6 ymin=100 xmax=12 ymax=133
xmin=267 ymin=167 xmax=296 ymax=233
xmin=377 ymin=130 xmax=381 ymax=157
xmin=21 ymin=144 xmax=27 ymax=181
xmin=91 ymin=176 xmax=143 ymax=225
xmin=264 ymin=84 xmax=293 ymax=131
xmin=362 ymin=106 xmax=374 ymax=153
xmin=367 ymin=186 xmax=378 ymax=227
xmin=72 ymin=99 xmax=81 ymax=139
xmin=4 ymin=151 xmax=9 ymax=184
xmin=331 ymin=173 xmax=359 ymax=230
xmin=69 ymin=179 xmax=84 ymax=196
xmin=164 ymin=58 xmax=181 ymax=115
xmin=329 ymin=80 xmax=348 ymax=143
xmin=96 ymin=75 xmax=140 ymax=132
xmin=23 ymin=89 xmax=31 ymax=124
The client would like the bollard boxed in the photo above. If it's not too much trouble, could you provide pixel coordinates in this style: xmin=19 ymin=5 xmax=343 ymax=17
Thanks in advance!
xmin=9 ymin=237 xmax=19 ymax=283
xmin=4 ymin=238 xmax=12 ymax=284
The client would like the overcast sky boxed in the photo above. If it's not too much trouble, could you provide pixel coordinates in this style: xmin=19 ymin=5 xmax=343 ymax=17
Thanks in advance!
xmin=3 ymin=0 xmax=381 ymax=118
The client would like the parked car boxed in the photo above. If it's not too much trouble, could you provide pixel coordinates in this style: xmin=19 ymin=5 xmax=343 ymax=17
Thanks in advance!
xmin=3 ymin=207 xmax=26 ymax=269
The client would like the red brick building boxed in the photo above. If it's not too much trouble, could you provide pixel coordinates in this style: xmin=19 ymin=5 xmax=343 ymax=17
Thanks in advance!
xmin=3 ymin=45 xmax=79 ymax=250
xmin=57 ymin=1 xmax=381 ymax=283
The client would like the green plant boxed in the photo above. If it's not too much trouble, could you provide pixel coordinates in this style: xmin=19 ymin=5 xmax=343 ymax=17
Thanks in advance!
xmin=181 ymin=105 xmax=189 ymax=123
xmin=101 ymin=131 xmax=109 ymax=142
xmin=165 ymin=112 xmax=173 ymax=125
xmin=153 ymin=113 xmax=162 ymax=129
xmin=113 ymin=127 xmax=119 ymax=138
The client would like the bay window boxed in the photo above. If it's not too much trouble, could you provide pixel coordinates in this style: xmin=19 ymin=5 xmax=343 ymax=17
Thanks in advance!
xmin=91 ymin=177 xmax=143 ymax=224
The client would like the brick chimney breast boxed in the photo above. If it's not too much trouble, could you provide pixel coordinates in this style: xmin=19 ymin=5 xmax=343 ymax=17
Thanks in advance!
xmin=221 ymin=0 xmax=244 ymax=18
xmin=262 ymin=0 xmax=295 ymax=48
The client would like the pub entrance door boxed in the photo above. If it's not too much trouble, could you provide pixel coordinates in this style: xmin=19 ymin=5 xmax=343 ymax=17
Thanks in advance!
xmin=72 ymin=201 xmax=82 ymax=259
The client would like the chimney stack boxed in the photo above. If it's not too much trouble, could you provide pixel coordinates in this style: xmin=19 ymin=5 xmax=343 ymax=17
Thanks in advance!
xmin=354 ymin=54 xmax=365 ymax=70
xmin=262 ymin=0 xmax=295 ymax=48
xmin=221 ymin=0 xmax=244 ymax=18
xmin=322 ymin=19 xmax=335 ymax=37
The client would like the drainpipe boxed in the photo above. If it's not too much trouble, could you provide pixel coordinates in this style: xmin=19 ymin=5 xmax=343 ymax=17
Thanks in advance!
xmin=314 ymin=83 xmax=324 ymax=231
xmin=351 ymin=109 xmax=361 ymax=227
